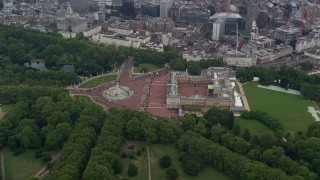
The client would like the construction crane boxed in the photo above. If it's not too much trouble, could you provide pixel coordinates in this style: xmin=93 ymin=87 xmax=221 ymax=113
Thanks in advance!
xmin=226 ymin=0 xmax=230 ymax=13
xmin=310 ymin=4 xmax=316 ymax=31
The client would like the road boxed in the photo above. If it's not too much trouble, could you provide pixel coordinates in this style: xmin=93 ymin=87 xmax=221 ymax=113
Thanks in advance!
xmin=236 ymin=80 xmax=250 ymax=111
xmin=34 ymin=152 xmax=61 ymax=178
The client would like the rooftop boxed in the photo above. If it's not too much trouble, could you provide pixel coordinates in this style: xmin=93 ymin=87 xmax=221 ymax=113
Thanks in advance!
xmin=208 ymin=12 xmax=241 ymax=20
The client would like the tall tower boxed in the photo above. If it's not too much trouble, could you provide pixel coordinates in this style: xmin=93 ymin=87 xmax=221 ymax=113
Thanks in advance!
xmin=70 ymin=0 xmax=90 ymax=13
xmin=245 ymin=1 xmax=258 ymax=36
xmin=160 ymin=0 xmax=173 ymax=18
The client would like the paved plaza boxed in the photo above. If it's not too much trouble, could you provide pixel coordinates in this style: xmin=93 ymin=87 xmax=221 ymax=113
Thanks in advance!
xmin=69 ymin=58 xmax=178 ymax=118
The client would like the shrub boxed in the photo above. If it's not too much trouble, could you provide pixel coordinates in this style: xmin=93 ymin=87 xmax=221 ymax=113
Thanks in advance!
xmin=128 ymin=163 xmax=138 ymax=177
xmin=159 ymin=155 xmax=172 ymax=168
xmin=35 ymin=149 xmax=43 ymax=158
xmin=121 ymin=152 xmax=127 ymax=158
xmin=13 ymin=148 xmax=25 ymax=156
xmin=180 ymin=154 xmax=203 ymax=176
xmin=136 ymin=150 xmax=142 ymax=156
xmin=41 ymin=152 xmax=52 ymax=162
xmin=166 ymin=168 xmax=178 ymax=180
xmin=113 ymin=159 xmax=123 ymax=174
xmin=140 ymin=146 xmax=146 ymax=152
xmin=232 ymin=124 xmax=241 ymax=135
xmin=128 ymin=153 xmax=135 ymax=159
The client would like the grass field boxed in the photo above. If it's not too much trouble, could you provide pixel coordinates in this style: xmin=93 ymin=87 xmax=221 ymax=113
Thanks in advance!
xmin=133 ymin=63 xmax=160 ymax=73
xmin=116 ymin=141 xmax=149 ymax=180
xmin=244 ymin=82 xmax=320 ymax=134
xmin=79 ymin=74 xmax=117 ymax=88
xmin=73 ymin=96 xmax=104 ymax=111
xmin=149 ymin=144 xmax=231 ymax=180
xmin=235 ymin=117 xmax=273 ymax=136
xmin=4 ymin=149 xmax=45 ymax=180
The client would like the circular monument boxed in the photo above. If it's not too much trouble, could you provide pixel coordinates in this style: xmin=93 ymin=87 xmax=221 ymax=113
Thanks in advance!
xmin=103 ymin=82 xmax=133 ymax=101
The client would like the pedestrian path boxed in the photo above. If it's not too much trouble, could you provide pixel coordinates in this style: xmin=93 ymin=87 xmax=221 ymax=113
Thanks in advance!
xmin=308 ymin=106 xmax=320 ymax=122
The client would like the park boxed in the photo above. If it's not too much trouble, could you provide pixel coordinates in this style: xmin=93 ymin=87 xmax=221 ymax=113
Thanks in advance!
xmin=238 ymin=82 xmax=320 ymax=135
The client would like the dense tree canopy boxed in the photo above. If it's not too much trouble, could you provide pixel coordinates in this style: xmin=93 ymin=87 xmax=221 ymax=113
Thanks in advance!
xmin=170 ymin=59 xmax=225 ymax=75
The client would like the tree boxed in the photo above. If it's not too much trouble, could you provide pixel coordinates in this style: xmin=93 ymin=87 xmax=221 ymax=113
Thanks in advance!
xmin=307 ymin=122 xmax=320 ymax=138
xmin=204 ymin=108 xmax=234 ymax=129
xmin=242 ymin=128 xmax=251 ymax=141
xmin=143 ymin=120 xmax=158 ymax=143
xmin=261 ymin=147 xmax=285 ymax=167
xmin=128 ymin=163 xmax=138 ymax=177
xmin=279 ymin=155 xmax=299 ymax=176
xmin=180 ymin=154 xmax=204 ymax=176
xmin=182 ymin=115 xmax=196 ymax=131
xmin=300 ymin=62 xmax=313 ymax=71
xmin=83 ymin=163 xmax=113 ymax=180
xmin=8 ymin=44 xmax=26 ymax=64
xmin=19 ymin=126 xmax=41 ymax=149
xmin=210 ymin=126 xmax=226 ymax=143
xmin=194 ymin=122 xmax=207 ymax=136
xmin=166 ymin=168 xmax=178 ymax=180
xmin=159 ymin=155 xmax=172 ymax=168
xmin=113 ymin=159 xmax=123 ymax=174
xmin=259 ymin=134 xmax=277 ymax=149
xmin=45 ymin=123 xmax=72 ymax=150
xmin=187 ymin=61 xmax=201 ymax=75
xmin=157 ymin=121 xmax=176 ymax=143
xmin=232 ymin=124 xmax=241 ymax=135
xmin=280 ymin=77 xmax=289 ymax=89
xmin=247 ymin=148 xmax=261 ymax=160
xmin=126 ymin=118 xmax=143 ymax=139
xmin=170 ymin=58 xmax=187 ymax=71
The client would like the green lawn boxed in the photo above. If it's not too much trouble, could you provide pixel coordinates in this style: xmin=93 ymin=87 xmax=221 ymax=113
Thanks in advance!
xmin=235 ymin=117 xmax=273 ymax=136
xmin=244 ymin=82 xmax=320 ymax=134
xmin=76 ymin=96 xmax=92 ymax=103
xmin=4 ymin=149 xmax=45 ymax=180
xmin=116 ymin=141 xmax=149 ymax=180
xmin=133 ymin=63 xmax=160 ymax=73
xmin=149 ymin=144 xmax=231 ymax=180
xmin=79 ymin=74 xmax=117 ymax=88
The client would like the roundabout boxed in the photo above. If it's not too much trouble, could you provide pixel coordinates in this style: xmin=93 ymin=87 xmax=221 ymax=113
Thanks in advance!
xmin=103 ymin=82 xmax=134 ymax=101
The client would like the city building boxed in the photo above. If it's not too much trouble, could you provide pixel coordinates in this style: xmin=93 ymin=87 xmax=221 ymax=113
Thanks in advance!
xmin=255 ymin=44 xmax=293 ymax=64
xmin=169 ymin=1 xmax=209 ymax=23
xmin=295 ymin=29 xmax=320 ymax=53
xmin=93 ymin=0 xmax=113 ymax=8
xmin=141 ymin=0 xmax=160 ymax=17
xmin=122 ymin=0 xmax=135 ymax=16
xmin=56 ymin=10 xmax=88 ymax=33
xmin=207 ymin=12 xmax=243 ymax=40
xmin=160 ymin=0 xmax=173 ymax=18
xmin=70 ymin=0 xmax=90 ymax=13
xmin=92 ymin=33 xmax=141 ymax=48
xmin=273 ymin=27 xmax=302 ymax=45
xmin=83 ymin=26 xmax=102 ymax=37
xmin=58 ymin=31 xmax=77 ymax=38
xmin=223 ymin=50 xmax=256 ymax=67
xmin=304 ymin=48 xmax=320 ymax=60
xmin=145 ymin=17 xmax=174 ymax=32
xmin=108 ymin=24 xmax=133 ymax=35
xmin=166 ymin=67 xmax=243 ymax=116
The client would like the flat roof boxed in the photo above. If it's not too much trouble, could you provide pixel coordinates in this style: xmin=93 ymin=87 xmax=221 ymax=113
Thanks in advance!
xmin=208 ymin=85 xmax=214 ymax=90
